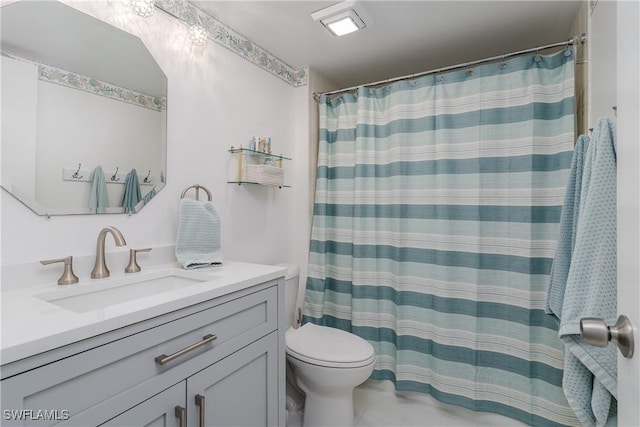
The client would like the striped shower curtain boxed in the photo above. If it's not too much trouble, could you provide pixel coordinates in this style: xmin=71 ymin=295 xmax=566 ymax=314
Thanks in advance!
xmin=304 ymin=49 xmax=578 ymax=426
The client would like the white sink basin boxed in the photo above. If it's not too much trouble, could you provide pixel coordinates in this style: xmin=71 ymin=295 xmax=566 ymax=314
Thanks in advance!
xmin=36 ymin=269 xmax=216 ymax=313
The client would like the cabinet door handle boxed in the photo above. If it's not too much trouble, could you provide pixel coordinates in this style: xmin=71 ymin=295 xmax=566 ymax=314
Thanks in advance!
xmin=155 ymin=334 xmax=217 ymax=365
xmin=195 ymin=394 xmax=206 ymax=427
xmin=174 ymin=406 xmax=186 ymax=427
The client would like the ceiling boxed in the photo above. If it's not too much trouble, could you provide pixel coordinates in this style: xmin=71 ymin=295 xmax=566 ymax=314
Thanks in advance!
xmin=192 ymin=0 xmax=583 ymax=89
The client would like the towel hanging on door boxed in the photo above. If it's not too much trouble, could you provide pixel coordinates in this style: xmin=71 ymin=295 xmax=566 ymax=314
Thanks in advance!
xmin=548 ymin=117 xmax=617 ymax=427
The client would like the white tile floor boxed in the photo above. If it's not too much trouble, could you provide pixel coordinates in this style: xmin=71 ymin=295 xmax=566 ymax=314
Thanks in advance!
xmin=352 ymin=380 xmax=527 ymax=427
xmin=287 ymin=379 xmax=528 ymax=427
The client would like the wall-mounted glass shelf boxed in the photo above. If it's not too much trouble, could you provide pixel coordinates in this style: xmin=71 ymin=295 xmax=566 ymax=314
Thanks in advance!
xmin=228 ymin=147 xmax=291 ymax=161
xmin=228 ymin=146 xmax=291 ymax=188
xmin=227 ymin=181 xmax=291 ymax=188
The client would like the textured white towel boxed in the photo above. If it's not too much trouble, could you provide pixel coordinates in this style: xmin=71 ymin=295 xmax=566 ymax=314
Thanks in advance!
xmin=175 ymin=198 xmax=223 ymax=269
xmin=546 ymin=134 xmax=590 ymax=321
xmin=556 ymin=118 xmax=617 ymax=427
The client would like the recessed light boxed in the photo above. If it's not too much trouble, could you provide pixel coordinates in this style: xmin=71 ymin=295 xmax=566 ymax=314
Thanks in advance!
xmin=311 ymin=1 xmax=373 ymax=37
xmin=323 ymin=10 xmax=365 ymax=37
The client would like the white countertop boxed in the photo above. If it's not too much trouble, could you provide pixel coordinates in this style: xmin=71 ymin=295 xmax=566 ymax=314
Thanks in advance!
xmin=0 ymin=261 xmax=287 ymax=365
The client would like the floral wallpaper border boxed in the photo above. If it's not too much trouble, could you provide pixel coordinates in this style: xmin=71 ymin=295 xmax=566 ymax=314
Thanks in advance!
xmin=1 ymin=51 xmax=166 ymax=112
xmin=155 ymin=0 xmax=308 ymax=87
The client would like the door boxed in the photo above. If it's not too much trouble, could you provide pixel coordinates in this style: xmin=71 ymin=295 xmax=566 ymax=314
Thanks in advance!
xmin=616 ymin=0 xmax=640 ymax=425
xmin=186 ymin=332 xmax=279 ymax=427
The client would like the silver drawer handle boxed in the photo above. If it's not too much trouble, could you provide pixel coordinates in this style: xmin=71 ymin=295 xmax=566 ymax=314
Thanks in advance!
xmin=155 ymin=334 xmax=217 ymax=365
xmin=175 ymin=406 xmax=186 ymax=427
xmin=195 ymin=394 xmax=206 ymax=427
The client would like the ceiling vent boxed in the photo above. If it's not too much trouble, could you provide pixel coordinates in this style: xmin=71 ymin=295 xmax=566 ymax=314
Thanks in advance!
xmin=311 ymin=1 xmax=374 ymax=37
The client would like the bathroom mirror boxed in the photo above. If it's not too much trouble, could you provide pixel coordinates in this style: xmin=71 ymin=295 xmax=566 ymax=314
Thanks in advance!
xmin=1 ymin=1 xmax=167 ymax=216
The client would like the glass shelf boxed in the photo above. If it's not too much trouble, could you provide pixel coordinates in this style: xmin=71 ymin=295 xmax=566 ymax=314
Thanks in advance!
xmin=228 ymin=147 xmax=291 ymax=161
xmin=227 ymin=181 xmax=291 ymax=188
xmin=228 ymin=146 xmax=291 ymax=189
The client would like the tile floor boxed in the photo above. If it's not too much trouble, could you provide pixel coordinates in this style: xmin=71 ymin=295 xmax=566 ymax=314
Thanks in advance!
xmin=289 ymin=379 xmax=526 ymax=427
xmin=352 ymin=380 xmax=527 ymax=426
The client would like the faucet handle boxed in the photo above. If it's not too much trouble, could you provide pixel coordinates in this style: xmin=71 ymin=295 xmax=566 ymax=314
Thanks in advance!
xmin=40 ymin=256 xmax=79 ymax=286
xmin=125 ymin=248 xmax=152 ymax=273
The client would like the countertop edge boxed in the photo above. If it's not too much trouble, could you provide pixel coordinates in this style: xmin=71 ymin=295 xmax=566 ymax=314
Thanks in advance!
xmin=1 ymin=261 xmax=287 ymax=366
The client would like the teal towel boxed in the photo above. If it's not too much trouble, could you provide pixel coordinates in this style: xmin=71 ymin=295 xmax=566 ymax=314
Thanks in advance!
xmin=89 ymin=166 xmax=109 ymax=213
xmin=175 ymin=198 xmax=223 ymax=269
xmin=546 ymin=134 xmax=590 ymax=320
xmin=122 ymin=168 xmax=142 ymax=213
xmin=552 ymin=118 xmax=617 ymax=427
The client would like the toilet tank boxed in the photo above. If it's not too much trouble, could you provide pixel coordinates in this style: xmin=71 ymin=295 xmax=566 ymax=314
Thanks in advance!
xmin=276 ymin=263 xmax=300 ymax=328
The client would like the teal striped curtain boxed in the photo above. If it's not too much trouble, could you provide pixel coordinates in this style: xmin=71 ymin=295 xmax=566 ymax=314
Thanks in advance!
xmin=304 ymin=49 xmax=578 ymax=426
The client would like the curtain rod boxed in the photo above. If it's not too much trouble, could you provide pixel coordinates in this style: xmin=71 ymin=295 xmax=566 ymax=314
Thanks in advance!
xmin=313 ymin=35 xmax=585 ymax=100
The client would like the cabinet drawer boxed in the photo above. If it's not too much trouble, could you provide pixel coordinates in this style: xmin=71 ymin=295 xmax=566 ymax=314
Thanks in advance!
xmin=0 ymin=286 xmax=277 ymax=426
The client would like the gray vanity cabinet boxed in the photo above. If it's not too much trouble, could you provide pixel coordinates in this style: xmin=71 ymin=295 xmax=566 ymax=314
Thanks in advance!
xmin=101 ymin=333 xmax=278 ymax=427
xmin=186 ymin=333 xmax=278 ymax=427
xmin=0 ymin=280 xmax=284 ymax=427
xmin=101 ymin=382 xmax=185 ymax=427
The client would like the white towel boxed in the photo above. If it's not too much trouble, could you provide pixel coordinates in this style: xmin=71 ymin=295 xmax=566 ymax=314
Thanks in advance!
xmin=175 ymin=198 xmax=223 ymax=269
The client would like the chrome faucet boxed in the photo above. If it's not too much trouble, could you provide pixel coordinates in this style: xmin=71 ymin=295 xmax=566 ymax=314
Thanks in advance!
xmin=91 ymin=226 xmax=127 ymax=279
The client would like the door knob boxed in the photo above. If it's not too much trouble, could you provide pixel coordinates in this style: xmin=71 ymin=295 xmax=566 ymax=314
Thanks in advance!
xmin=580 ymin=315 xmax=634 ymax=358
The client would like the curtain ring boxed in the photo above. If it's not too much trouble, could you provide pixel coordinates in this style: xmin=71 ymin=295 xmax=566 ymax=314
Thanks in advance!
xmin=499 ymin=54 xmax=507 ymax=69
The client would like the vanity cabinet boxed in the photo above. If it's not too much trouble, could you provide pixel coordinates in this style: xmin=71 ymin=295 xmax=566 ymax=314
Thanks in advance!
xmin=102 ymin=334 xmax=277 ymax=427
xmin=0 ymin=280 xmax=284 ymax=427
xmin=102 ymin=382 xmax=185 ymax=427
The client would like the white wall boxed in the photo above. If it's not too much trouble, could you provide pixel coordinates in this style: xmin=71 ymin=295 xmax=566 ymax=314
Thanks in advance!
xmin=1 ymin=1 xmax=307 ymax=278
xmin=588 ymin=0 xmax=617 ymax=126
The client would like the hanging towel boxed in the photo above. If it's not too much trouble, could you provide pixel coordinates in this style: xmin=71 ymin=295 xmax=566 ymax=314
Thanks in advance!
xmin=552 ymin=118 xmax=617 ymax=427
xmin=89 ymin=165 xmax=109 ymax=213
xmin=175 ymin=198 xmax=223 ymax=269
xmin=546 ymin=134 xmax=590 ymax=320
xmin=122 ymin=169 xmax=142 ymax=213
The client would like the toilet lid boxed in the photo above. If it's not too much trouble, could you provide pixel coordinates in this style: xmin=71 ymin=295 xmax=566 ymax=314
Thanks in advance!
xmin=286 ymin=323 xmax=375 ymax=368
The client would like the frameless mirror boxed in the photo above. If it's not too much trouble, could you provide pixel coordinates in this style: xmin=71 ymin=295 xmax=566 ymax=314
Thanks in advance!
xmin=1 ymin=1 xmax=167 ymax=215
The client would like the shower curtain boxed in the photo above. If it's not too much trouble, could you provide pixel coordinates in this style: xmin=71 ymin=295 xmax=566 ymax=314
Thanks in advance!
xmin=304 ymin=49 xmax=578 ymax=426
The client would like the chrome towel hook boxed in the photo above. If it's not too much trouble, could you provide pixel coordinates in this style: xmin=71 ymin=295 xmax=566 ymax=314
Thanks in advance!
xmin=111 ymin=167 xmax=120 ymax=181
xmin=72 ymin=163 xmax=83 ymax=179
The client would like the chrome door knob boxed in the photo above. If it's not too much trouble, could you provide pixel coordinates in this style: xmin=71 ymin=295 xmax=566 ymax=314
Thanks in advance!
xmin=580 ymin=315 xmax=634 ymax=358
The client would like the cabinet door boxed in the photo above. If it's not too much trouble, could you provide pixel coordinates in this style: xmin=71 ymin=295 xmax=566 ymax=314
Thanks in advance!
xmin=100 ymin=382 xmax=186 ymax=427
xmin=187 ymin=332 xmax=278 ymax=427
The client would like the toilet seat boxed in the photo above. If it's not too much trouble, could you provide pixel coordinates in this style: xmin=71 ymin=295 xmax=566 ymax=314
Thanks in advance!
xmin=286 ymin=323 xmax=375 ymax=368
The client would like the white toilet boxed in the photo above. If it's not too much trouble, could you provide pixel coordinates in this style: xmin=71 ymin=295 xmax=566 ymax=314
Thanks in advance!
xmin=279 ymin=264 xmax=375 ymax=427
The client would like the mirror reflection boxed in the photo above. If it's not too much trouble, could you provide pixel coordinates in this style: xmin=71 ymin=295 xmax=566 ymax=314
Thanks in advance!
xmin=1 ymin=1 xmax=167 ymax=215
